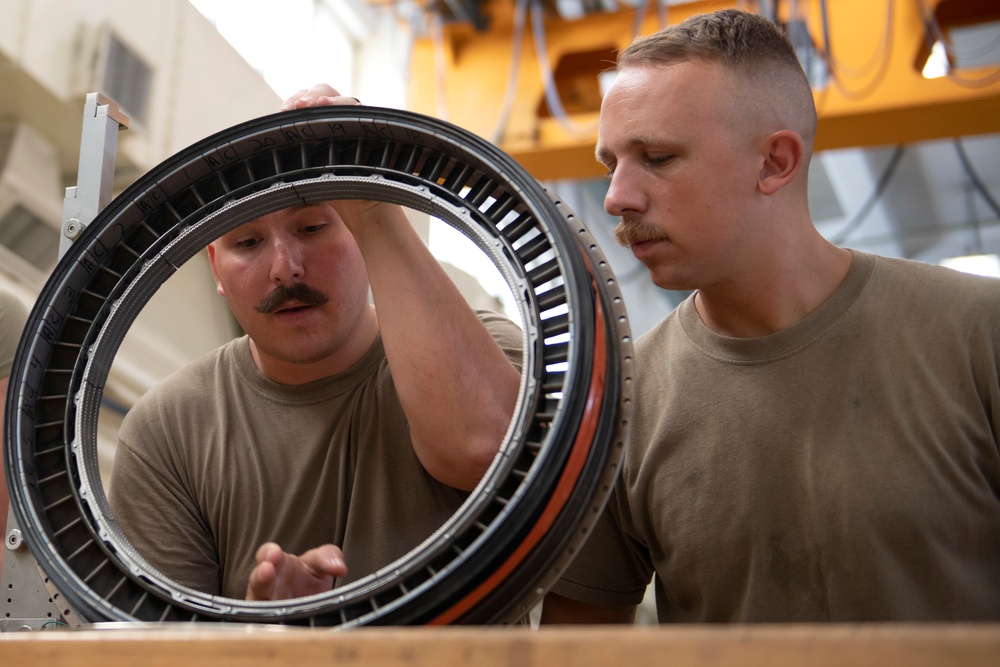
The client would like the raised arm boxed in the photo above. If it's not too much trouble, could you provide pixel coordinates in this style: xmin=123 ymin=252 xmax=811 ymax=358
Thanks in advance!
xmin=283 ymin=85 xmax=521 ymax=491
xmin=341 ymin=201 xmax=519 ymax=491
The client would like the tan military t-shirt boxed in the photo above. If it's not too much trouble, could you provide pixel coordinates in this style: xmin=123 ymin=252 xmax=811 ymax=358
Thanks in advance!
xmin=110 ymin=311 xmax=523 ymax=599
xmin=554 ymin=252 xmax=1000 ymax=622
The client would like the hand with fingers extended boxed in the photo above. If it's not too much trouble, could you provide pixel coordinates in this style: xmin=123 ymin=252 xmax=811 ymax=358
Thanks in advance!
xmin=245 ymin=542 xmax=348 ymax=601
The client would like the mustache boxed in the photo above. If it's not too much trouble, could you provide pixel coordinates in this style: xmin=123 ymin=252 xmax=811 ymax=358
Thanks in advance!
xmin=256 ymin=283 xmax=329 ymax=313
xmin=613 ymin=219 xmax=665 ymax=247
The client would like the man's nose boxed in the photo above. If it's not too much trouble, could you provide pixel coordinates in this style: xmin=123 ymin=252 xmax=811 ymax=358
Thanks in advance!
xmin=269 ymin=240 xmax=304 ymax=284
xmin=604 ymin=167 xmax=645 ymax=218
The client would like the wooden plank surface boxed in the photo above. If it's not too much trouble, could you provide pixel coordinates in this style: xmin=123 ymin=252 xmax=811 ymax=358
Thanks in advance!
xmin=1 ymin=625 xmax=998 ymax=667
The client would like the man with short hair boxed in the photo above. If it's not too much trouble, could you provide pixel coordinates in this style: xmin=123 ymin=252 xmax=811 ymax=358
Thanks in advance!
xmin=542 ymin=9 xmax=1000 ymax=623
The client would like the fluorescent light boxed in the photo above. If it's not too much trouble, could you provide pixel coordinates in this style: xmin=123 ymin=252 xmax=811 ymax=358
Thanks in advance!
xmin=940 ymin=253 xmax=1000 ymax=278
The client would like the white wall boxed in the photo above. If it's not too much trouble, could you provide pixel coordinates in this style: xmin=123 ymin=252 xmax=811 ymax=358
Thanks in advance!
xmin=0 ymin=0 xmax=283 ymax=359
xmin=0 ymin=0 xmax=284 ymax=484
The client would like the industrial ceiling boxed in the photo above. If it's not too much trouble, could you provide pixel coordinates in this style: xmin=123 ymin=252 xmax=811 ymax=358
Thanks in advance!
xmin=399 ymin=0 xmax=1000 ymax=333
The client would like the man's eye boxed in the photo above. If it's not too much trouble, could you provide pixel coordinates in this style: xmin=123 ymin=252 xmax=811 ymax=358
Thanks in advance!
xmin=302 ymin=224 xmax=326 ymax=234
xmin=235 ymin=238 xmax=259 ymax=249
xmin=647 ymin=155 xmax=673 ymax=165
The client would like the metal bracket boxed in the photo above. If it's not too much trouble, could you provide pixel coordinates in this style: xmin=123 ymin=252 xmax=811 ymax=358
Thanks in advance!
xmin=2 ymin=510 xmax=75 ymax=631
xmin=59 ymin=92 xmax=129 ymax=260
xmin=3 ymin=92 xmax=127 ymax=632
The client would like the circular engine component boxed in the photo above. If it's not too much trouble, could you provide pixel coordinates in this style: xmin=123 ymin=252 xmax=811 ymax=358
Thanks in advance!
xmin=4 ymin=105 xmax=632 ymax=627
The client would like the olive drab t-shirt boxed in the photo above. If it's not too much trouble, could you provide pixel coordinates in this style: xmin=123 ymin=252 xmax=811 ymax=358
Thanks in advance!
xmin=109 ymin=311 xmax=523 ymax=599
xmin=553 ymin=251 xmax=1000 ymax=622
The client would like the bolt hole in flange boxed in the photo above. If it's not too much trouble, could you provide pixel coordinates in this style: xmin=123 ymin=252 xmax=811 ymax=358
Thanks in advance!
xmin=4 ymin=106 xmax=632 ymax=627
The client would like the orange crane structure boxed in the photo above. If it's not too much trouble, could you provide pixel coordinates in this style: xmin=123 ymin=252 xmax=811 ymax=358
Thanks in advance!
xmin=405 ymin=0 xmax=1000 ymax=181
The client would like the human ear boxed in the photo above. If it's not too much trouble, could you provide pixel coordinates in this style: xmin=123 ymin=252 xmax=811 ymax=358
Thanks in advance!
xmin=758 ymin=130 xmax=804 ymax=196
xmin=207 ymin=243 xmax=226 ymax=297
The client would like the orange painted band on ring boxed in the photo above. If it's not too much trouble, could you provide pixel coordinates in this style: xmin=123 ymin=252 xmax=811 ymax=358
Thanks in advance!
xmin=429 ymin=279 xmax=608 ymax=625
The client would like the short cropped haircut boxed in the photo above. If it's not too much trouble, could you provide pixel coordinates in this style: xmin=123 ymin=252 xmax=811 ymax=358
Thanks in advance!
xmin=617 ymin=9 xmax=818 ymax=145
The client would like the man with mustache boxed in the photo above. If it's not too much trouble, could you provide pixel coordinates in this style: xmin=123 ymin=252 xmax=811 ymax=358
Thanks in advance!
xmin=542 ymin=9 xmax=1000 ymax=623
xmin=108 ymin=87 xmax=522 ymax=601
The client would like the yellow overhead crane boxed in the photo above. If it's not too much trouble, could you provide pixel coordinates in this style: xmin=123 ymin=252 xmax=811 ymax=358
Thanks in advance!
xmin=406 ymin=0 xmax=1000 ymax=181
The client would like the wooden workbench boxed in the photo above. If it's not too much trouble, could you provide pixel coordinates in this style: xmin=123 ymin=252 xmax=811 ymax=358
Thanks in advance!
xmin=1 ymin=624 xmax=998 ymax=666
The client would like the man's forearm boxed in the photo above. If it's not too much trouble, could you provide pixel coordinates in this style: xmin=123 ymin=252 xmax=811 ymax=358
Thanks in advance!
xmin=345 ymin=203 xmax=520 ymax=490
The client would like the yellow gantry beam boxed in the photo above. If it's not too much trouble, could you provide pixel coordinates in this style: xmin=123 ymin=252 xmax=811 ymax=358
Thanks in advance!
xmin=407 ymin=0 xmax=1000 ymax=181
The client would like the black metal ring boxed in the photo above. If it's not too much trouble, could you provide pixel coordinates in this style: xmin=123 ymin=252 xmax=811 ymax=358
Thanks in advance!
xmin=5 ymin=106 xmax=632 ymax=627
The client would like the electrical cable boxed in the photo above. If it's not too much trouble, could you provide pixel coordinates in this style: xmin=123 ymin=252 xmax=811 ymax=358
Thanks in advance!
xmin=787 ymin=0 xmax=811 ymax=84
xmin=810 ymin=0 xmax=835 ymax=118
xmin=429 ymin=11 xmax=450 ymax=120
xmin=529 ymin=0 xmax=599 ymax=137
xmin=815 ymin=2 xmax=884 ymax=78
xmin=954 ymin=139 xmax=1000 ymax=220
xmin=631 ymin=0 xmax=647 ymax=40
xmin=820 ymin=0 xmax=895 ymax=101
xmin=488 ymin=0 xmax=530 ymax=144
xmin=818 ymin=0 xmax=833 ymax=77
xmin=829 ymin=145 xmax=907 ymax=246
